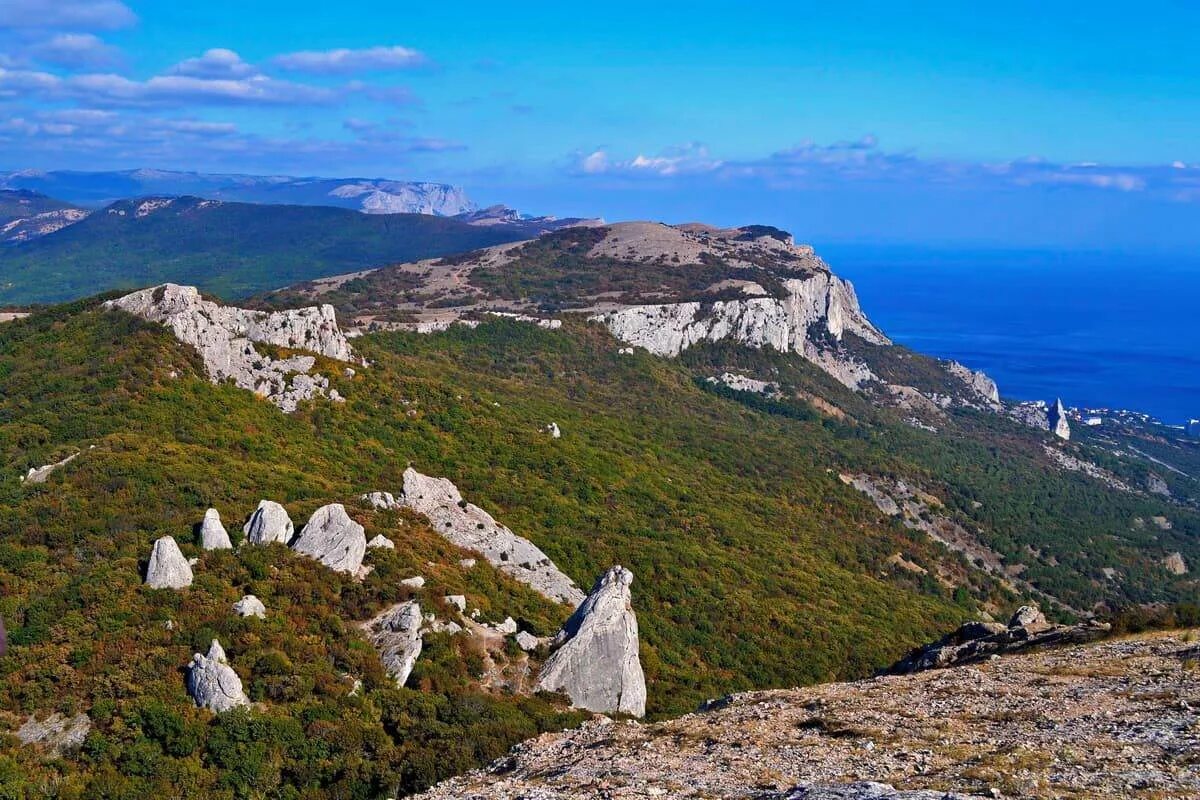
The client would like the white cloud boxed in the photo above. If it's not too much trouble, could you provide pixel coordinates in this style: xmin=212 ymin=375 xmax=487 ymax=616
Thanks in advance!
xmin=170 ymin=49 xmax=256 ymax=80
xmin=0 ymin=0 xmax=136 ymax=30
xmin=272 ymin=45 xmax=427 ymax=74
xmin=29 ymin=33 xmax=123 ymax=69
xmin=570 ymin=137 xmax=1197 ymax=201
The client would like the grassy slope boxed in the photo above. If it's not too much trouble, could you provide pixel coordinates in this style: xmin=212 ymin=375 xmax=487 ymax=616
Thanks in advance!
xmin=0 ymin=200 xmax=527 ymax=305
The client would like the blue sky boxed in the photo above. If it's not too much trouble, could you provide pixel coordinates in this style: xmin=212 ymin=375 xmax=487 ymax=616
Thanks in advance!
xmin=2 ymin=0 xmax=1199 ymax=249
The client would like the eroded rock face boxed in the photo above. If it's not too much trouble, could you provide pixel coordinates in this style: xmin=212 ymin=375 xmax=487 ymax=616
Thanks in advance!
xmin=536 ymin=565 xmax=646 ymax=717
xmin=590 ymin=272 xmax=887 ymax=389
xmin=244 ymin=500 xmax=293 ymax=545
xmin=943 ymin=361 xmax=1000 ymax=407
xmin=105 ymin=284 xmax=352 ymax=412
xmin=187 ymin=640 xmax=249 ymax=712
xmin=17 ymin=713 xmax=91 ymax=758
xmin=145 ymin=536 xmax=193 ymax=588
xmin=397 ymin=467 xmax=584 ymax=606
xmin=887 ymin=606 xmax=1108 ymax=674
xmin=364 ymin=600 xmax=423 ymax=687
xmin=291 ymin=503 xmax=366 ymax=574
xmin=200 ymin=508 xmax=232 ymax=550
xmin=1164 ymin=552 xmax=1189 ymax=575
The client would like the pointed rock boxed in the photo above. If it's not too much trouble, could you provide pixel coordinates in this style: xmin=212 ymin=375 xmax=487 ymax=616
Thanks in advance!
xmin=291 ymin=503 xmax=366 ymax=574
xmin=536 ymin=565 xmax=646 ymax=717
xmin=233 ymin=595 xmax=266 ymax=618
xmin=364 ymin=601 xmax=423 ymax=687
xmin=200 ymin=508 xmax=233 ymax=550
xmin=243 ymin=500 xmax=293 ymax=545
xmin=397 ymin=467 xmax=584 ymax=605
xmin=1049 ymin=398 xmax=1071 ymax=440
xmin=187 ymin=639 xmax=250 ymax=712
xmin=145 ymin=536 xmax=193 ymax=589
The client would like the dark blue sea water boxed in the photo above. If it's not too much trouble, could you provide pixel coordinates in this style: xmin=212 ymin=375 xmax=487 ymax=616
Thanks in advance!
xmin=822 ymin=246 xmax=1200 ymax=425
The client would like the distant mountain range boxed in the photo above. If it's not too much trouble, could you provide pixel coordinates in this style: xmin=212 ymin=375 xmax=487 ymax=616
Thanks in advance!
xmin=0 ymin=169 xmax=476 ymax=216
xmin=0 ymin=195 xmax=536 ymax=303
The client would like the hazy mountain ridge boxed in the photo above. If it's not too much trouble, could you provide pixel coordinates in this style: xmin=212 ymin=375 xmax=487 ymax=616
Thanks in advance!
xmin=0 ymin=169 xmax=476 ymax=216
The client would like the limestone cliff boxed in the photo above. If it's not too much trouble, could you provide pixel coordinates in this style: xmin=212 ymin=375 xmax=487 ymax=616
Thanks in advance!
xmin=105 ymin=283 xmax=352 ymax=412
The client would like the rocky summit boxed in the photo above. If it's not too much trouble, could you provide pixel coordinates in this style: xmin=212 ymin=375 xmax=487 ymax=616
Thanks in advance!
xmin=418 ymin=631 xmax=1200 ymax=799
xmin=535 ymin=565 xmax=646 ymax=717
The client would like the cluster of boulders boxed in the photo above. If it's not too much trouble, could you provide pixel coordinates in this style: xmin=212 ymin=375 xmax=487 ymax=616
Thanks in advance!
xmin=886 ymin=605 xmax=1110 ymax=674
xmin=144 ymin=500 xmax=370 ymax=595
xmin=141 ymin=480 xmax=647 ymax=718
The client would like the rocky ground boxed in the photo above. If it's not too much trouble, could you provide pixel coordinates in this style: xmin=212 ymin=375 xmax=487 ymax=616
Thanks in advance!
xmin=414 ymin=631 xmax=1200 ymax=800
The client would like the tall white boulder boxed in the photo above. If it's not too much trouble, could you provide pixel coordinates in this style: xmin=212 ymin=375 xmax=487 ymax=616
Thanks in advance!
xmin=535 ymin=565 xmax=646 ymax=717
xmin=199 ymin=508 xmax=232 ymax=550
xmin=243 ymin=500 xmax=294 ymax=545
xmin=291 ymin=503 xmax=366 ymax=574
xmin=145 ymin=536 xmax=193 ymax=589
xmin=187 ymin=640 xmax=250 ymax=712
xmin=1049 ymin=398 xmax=1071 ymax=440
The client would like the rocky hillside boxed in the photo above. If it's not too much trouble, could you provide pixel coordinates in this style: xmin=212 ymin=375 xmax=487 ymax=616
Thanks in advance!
xmin=0 ymin=189 xmax=87 ymax=244
xmin=416 ymin=629 xmax=1200 ymax=799
xmin=2 ymin=223 xmax=1198 ymax=799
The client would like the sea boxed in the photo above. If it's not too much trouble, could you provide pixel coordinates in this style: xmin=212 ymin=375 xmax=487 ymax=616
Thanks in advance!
xmin=822 ymin=245 xmax=1200 ymax=426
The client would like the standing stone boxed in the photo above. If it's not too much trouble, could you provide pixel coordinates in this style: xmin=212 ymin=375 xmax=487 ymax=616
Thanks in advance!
xmin=187 ymin=639 xmax=250 ymax=712
xmin=291 ymin=503 xmax=366 ymax=574
xmin=1049 ymin=398 xmax=1071 ymax=440
xmin=364 ymin=601 xmax=423 ymax=687
xmin=536 ymin=565 xmax=646 ymax=717
xmin=200 ymin=508 xmax=233 ymax=550
xmin=145 ymin=536 xmax=193 ymax=589
xmin=233 ymin=595 xmax=267 ymax=618
xmin=243 ymin=500 xmax=294 ymax=545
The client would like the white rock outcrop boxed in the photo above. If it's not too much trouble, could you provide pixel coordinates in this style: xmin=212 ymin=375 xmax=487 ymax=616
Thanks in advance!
xmin=401 ymin=575 xmax=425 ymax=589
xmin=291 ymin=503 xmax=366 ymax=574
xmin=944 ymin=361 xmax=1001 ymax=407
xmin=535 ymin=565 xmax=646 ymax=717
xmin=706 ymin=372 xmax=781 ymax=397
xmin=199 ymin=508 xmax=233 ymax=550
xmin=105 ymin=284 xmax=352 ymax=412
xmin=21 ymin=452 xmax=79 ymax=484
xmin=145 ymin=536 xmax=193 ymax=589
xmin=591 ymin=272 xmax=887 ymax=389
xmin=1049 ymin=398 xmax=1071 ymax=440
xmin=17 ymin=713 xmax=91 ymax=757
xmin=397 ymin=467 xmax=585 ymax=606
xmin=243 ymin=500 xmax=293 ymax=545
xmin=362 ymin=491 xmax=400 ymax=510
xmin=187 ymin=639 xmax=250 ymax=712
xmin=364 ymin=601 xmax=423 ymax=687
xmin=233 ymin=594 xmax=267 ymax=618
xmin=367 ymin=534 xmax=395 ymax=549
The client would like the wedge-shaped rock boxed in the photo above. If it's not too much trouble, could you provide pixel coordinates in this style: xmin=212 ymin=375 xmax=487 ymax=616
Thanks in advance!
xmin=105 ymin=283 xmax=352 ymax=412
xmin=145 ymin=536 xmax=193 ymax=588
xmin=199 ymin=507 xmax=232 ymax=550
xmin=536 ymin=565 xmax=646 ymax=717
xmin=187 ymin=639 xmax=249 ymax=712
xmin=398 ymin=467 xmax=584 ymax=606
xmin=244 ymin=500 xmax=293 ymax=545
xmin=364 ymin=600 xmax=423 ymax=687
xmin=291 ymin=503 xmax=366 ymax=574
